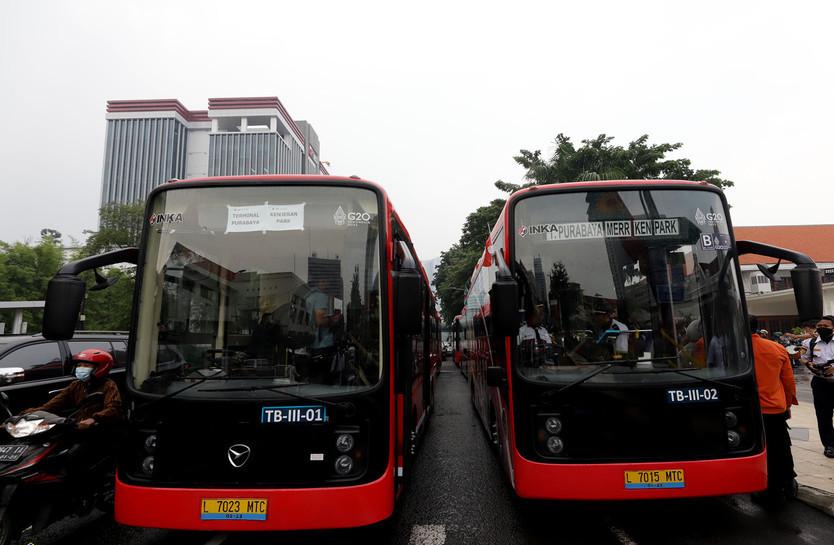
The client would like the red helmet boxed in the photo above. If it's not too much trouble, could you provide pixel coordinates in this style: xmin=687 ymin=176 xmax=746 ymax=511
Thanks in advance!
xmin=73 ymin=349 xmax=114 ymax=379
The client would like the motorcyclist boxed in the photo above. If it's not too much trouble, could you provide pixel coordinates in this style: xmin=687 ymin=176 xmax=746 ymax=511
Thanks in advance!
xmin=20 ymin=349 xmax=122 ymax=429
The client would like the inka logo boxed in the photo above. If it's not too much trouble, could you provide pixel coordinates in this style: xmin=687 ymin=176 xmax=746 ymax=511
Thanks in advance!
xmin=333 ymin=206 xmax=347 ymax=226
xmin=149 ymin=213 xmax=183 ymax=225
xmin=518 ymin=225 xmax=527 ymax=237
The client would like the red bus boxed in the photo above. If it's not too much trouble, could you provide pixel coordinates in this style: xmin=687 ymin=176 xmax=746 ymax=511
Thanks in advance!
xmin=42 ymin=176 xmax=441 ymax=531
xmin=459 ymin=180 xmax=822 ymax=500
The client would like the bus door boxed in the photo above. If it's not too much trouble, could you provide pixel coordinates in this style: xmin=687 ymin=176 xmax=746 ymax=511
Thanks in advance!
xmin=393 ymin=236 xmax=424 ymax=484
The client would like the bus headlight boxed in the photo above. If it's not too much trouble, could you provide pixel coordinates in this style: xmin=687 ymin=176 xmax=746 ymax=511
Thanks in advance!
xmin=144 ymin=434 xmax=158 ymax=454
xmin=727 ymin=430 xmax=741 ymax=448
xmin=141 ymin=456 xmax=155 ymax=475
xmin=546 ymin=436 xmax=565 ymax=454
xmin=335 ymin=433 xmax=354 ymax=453
xmin=334 ymin=455 xmax=354 ymax=475
xmin=545 ymin=416 xmax=563 ymax=435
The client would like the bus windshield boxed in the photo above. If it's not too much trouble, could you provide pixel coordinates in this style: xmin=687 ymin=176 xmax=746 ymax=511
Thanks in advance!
xmin=132 ymin=184 xmax=383 ymax=398
xmin=512 ymin=188 xmax=750 ymax=384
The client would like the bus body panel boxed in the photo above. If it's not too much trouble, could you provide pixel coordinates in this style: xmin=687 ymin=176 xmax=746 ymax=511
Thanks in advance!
xmin=114 ymin=467 xmax=395 ymax=530
xmin=512 ymin=449 xmax=766 ymax=499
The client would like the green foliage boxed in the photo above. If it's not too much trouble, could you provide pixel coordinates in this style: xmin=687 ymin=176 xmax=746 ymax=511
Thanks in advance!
xmin=83 ymin=268 xmax=135 ymax=331
xmin=0 ymin=234 xmax=64 ymax=331
xmin=494 ymin=134 xmax=733 ymax=193
xmin=77 ymin=202 xmax=144 ymax=331
xmin=79 ymin=202 xmax=145 ymax=257
xmin=433 ymin=199 xmax=505 ymax=324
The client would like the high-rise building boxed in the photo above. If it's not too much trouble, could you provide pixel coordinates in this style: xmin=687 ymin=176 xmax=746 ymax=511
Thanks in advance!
xmin=100 ymin=96 xmax=327 ymax=206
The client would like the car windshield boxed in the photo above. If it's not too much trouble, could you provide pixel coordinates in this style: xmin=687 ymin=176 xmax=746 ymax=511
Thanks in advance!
xmin=512 ymin=188 xmax=750 ymax=385
xmin=132 ymin=184 xmax=383 ymax=398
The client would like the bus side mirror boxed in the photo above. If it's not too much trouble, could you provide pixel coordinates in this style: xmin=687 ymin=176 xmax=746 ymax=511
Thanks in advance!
xmin=395 ymin=271 xmax=423 ymax=336
xmin=486 ymin=366 xmax=506 ymax=387
xmin=791 ymin=267 xmax=823 ymax=322
xmin=490 ymin=279 xmax=520 ymax=337
xmin=42 ymin=275 xmax=87 ymax=340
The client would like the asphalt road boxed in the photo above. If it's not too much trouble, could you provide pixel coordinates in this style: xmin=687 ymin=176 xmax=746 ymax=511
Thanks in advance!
xmin=25 ymin=362 xmax=834 ymax=545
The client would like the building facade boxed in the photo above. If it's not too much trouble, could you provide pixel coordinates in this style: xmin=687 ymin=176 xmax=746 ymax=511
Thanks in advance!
xmin=100 ymin=97 xmax=327 ymax=206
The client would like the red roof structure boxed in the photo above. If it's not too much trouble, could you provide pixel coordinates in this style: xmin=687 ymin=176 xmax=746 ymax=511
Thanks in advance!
xmin=734 ymin=225 xmax=834 ymax=265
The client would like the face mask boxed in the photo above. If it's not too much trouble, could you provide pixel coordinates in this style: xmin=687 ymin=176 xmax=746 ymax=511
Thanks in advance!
xmin=75 ymin=367 xmax=93 ymax=381
xmin=817 ymin=328 xmax=834 ymax=342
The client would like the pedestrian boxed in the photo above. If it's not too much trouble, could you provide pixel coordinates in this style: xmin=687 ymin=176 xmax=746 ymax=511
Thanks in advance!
xmin=750 ymin=315 xmax=798 ymax=507
xmin=800 ymin=315 xmax=834 ymax=458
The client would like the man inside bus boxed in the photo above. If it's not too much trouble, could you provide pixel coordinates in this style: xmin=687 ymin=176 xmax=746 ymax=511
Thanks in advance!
xmin=749 ymin=315 xmax=798 ymax=507
xmin=518 ymin=304 xmax=554 ymax=367
xmin=306 ymin=276 xmax=345 ymax=383
xmin=592 ymin=302 xmax=630 ymax=357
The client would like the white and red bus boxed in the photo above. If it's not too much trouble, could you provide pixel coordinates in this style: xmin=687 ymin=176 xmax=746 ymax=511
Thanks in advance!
xmin=42 ymin=176 xmax=441 ymax=531
xmin=459 ymin=180 xmax=822 ymax=500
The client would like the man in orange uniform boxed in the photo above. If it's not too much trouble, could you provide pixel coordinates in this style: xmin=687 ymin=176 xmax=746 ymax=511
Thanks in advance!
xmin=750 ymin=316 xmax=798 ymax=507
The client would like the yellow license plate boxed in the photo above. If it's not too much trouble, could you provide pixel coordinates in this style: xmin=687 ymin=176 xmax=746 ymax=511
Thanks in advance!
xmin=200 ymin=498 xmax=268 ymax=521
xmin=624 ymin=469 xmax=685 ymax=489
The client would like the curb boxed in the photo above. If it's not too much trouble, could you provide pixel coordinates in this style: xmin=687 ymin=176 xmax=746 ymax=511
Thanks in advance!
xmin=797 ymin=484 xmax=834 ymax=517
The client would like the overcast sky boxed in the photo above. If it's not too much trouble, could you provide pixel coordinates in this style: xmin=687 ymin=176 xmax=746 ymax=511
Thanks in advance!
xmin=1 ymin=0 xmax=832 ymax=260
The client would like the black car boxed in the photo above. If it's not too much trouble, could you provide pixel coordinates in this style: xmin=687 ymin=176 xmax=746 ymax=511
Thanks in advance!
xmin=0 ymin=332 xmax=128 ymax=414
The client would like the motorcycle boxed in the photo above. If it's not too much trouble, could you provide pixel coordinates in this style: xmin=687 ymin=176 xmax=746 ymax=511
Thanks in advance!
xmin=0 ymin=391 xmax=116 ymax=545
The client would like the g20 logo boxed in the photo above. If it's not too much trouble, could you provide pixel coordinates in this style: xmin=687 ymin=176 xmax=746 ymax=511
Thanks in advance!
xmin=348 ymin=212 xmax=372 ymax=222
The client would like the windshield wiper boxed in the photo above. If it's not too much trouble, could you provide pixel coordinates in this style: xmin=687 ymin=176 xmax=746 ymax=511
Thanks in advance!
xmin=135 ymin=369 xmax=226 ymax=413
xmin=198 ymin=383 xmax=355 ymax=412
xmin=554 ymin=359 xmax=638 ymax=395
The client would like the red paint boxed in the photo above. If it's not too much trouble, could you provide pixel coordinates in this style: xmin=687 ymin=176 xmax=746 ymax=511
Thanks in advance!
xmin=115 ymin=468 xmax=395 ymax=531
xmin=512 ymin=449 xmax=767 ymax=499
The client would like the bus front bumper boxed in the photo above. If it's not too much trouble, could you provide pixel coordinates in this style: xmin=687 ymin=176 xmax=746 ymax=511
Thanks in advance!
xmin=513 ymin=450 xmax=767 ymax=500
xmin=114 ymin=467 xmax=394 ymax=531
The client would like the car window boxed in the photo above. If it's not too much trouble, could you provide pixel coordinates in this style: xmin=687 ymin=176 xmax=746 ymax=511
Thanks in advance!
xmin=67 ymin=341 xmax=118 ymax=373
xmin=111 ymin=341 xmax=128 ymax=368
xmin=0 ymin=343 xmax=63 ymax=381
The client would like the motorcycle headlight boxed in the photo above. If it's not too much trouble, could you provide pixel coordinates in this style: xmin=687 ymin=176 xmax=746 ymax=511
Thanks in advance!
xmin=5 ymin=418 xmax=55 ymax=438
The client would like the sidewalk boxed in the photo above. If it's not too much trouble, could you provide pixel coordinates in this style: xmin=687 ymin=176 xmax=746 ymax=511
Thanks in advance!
xmin=789 ymin=402 xmax=834 ymax=516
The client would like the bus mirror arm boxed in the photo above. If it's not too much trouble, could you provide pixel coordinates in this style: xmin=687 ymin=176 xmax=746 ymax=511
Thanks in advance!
xmin=42 ymin=247 xmax=140 ymax=341
xmin=736 ymin=240 xmax=823 ymax=322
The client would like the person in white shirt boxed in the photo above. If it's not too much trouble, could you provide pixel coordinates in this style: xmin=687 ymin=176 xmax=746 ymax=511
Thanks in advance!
xmin=518 ymin=305 xmax=553 ymax=366
xmin=801 ymin=315 xmax=834 ymax=458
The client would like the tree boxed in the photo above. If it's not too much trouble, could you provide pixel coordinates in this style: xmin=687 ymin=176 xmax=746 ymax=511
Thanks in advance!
xmin=78 ymin=202 xmax=145 ymax=331
xmin=494 ymin=133 xmax=732 ymax=193
xmin=0 ymin=234 xmax=64 ymax=331
xmin=80 ymin=202 xmax=145 ymax=256
xmin=433 ymin=199 xmax=505 ymax=324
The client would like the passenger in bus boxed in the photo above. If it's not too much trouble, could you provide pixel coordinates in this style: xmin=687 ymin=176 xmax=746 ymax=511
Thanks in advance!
xmin=592 ymin=303 xmax=629 ymax=356
xmin=518 ymin=305 xmax=554 ymax=366
xmin=248 ymin=313 xmax=282 ymax=360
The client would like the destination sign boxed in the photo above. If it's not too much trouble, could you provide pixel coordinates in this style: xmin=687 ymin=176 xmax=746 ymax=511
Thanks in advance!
xmin=521 ymin=218 xmax=681 ymax=242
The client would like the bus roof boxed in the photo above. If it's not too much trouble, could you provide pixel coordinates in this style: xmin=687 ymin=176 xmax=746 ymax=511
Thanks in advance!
xmin=163 ymin=175 xmax=389 ymax=200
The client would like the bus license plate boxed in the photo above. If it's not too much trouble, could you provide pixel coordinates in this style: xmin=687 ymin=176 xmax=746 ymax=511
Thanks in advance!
xmin=665 ymin=386 xmax=719 ymax=404
xmin=261 ymin=405 xmax=327 ymax=424
xmin=624 ymin=469 xmax=685 ymax=489
xmin=0 ymin=445 xmax=27 ymax=462
xmin=200 ymin=498 xmax=268 ymax=521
